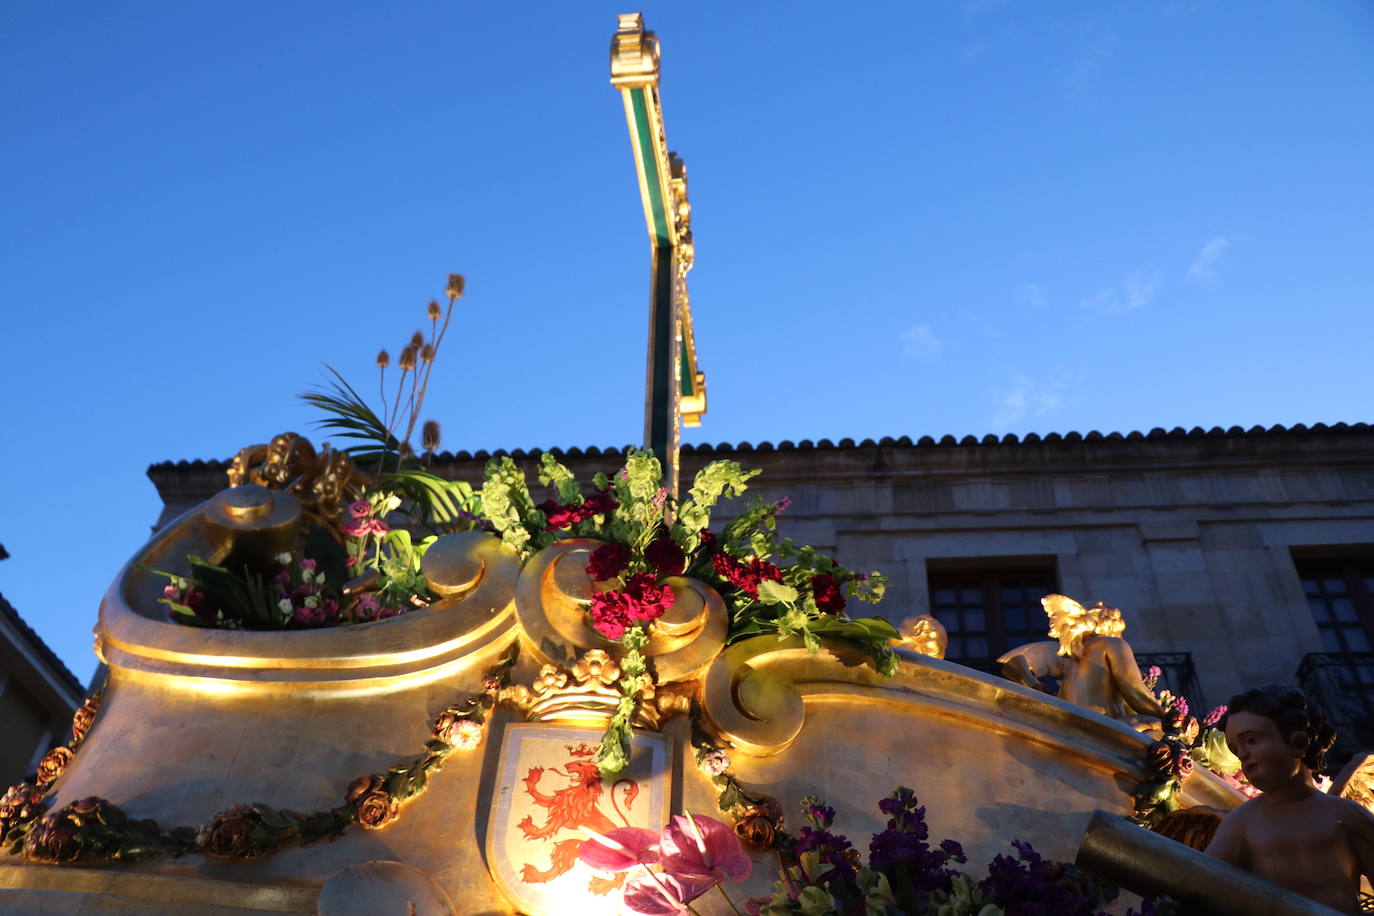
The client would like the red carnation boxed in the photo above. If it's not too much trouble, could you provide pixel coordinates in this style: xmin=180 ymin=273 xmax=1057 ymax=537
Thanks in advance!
xmin=811 ymin=573 xmax=845 ymax=613
xmin=581 ymin=491 xmax=617 ymax=517
xmin=711 ymin=553 xmax=782 ymax=599
xmin=644 ymin=534 xmax=686 ymax=576
xmin=586 ymin=573 xmax=674 ymax=640
xmin=587 ymin=543 xmax=630 ymax=582
xmin=622 ymin=572 xmax=674 ymax=622
xmin=697 ymin=529 xmax=716 ymax=554
xmin=539 ymin=499 xmax=582 ymax=531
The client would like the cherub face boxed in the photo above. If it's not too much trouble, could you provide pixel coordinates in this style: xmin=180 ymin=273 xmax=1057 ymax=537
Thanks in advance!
xmin=1224 ymin=710 xmax=1304 ymax=792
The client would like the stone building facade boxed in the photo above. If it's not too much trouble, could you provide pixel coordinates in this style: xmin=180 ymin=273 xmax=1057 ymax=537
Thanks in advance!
xmin=148 ymin=421 xmax=1374 ymax=763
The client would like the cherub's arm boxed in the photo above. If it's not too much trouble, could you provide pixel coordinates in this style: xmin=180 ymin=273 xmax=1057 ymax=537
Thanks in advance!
xmin=998 ymin=642 xmax=1060 ymax=691
xmin=1000 ymin=649 xmax=1042 ymax=690
xmin=1203 ymin=806 xmax=1250 ymax=869
xmin=1104 ymin=639 xmax=1166 ymax=717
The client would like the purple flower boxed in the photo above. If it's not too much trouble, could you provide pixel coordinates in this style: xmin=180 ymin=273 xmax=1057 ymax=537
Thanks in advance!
xmin=801 ymin=798 xmax=835 ymax=829
xmin=1203 ymin=704 xmax=1227 ymax=727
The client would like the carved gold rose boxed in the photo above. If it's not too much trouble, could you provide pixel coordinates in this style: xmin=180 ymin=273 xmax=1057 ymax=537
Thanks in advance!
xmin=24 ymin=810 xmax=82 ymax=863
xmin=0 ymin=782 xmax=47 ymax=840
xmin=733 ymin=801 xmax=784 ymax=850
xmin=200 ymin=804 xmax=262 ymax=859
xmin=345 ymin=775 xmax=398 ymax=830
xmin=71 ymin=693 xmax=101 ymax=745
xmin=35 ymin=746 xmax=73 ymax=786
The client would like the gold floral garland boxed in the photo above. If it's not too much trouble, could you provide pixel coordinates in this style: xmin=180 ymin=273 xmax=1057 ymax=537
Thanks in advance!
xmin=0 ymin=642 xmax=518 ymax=865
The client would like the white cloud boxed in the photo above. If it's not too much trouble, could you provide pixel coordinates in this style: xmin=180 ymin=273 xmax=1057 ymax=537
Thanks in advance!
xmin=1080 ymin=269 xmax=1162 ymax=315
xmin=1020 ymin=282 xmax=1047 ymax=308
xmin=901 ymin=324 xmax=943 ymax=361
xmin=988 ymin=368 xmax=1081 ymax=427
xmin=1187 ymin=236 xmax=1231 ymax=280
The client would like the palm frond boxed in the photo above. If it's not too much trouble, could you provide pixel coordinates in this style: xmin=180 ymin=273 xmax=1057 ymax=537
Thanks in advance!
xmin=300 ymin=364 xmax=403 ymax=463
xmin=383 ymin=468 xmax=477 ymax=525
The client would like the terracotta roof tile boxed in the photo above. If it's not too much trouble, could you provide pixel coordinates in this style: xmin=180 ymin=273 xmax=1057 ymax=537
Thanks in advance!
xmin=147 ymin=421 xmax=1372 ymax=473
xmin=0 ymin=592 xmax=84 ymax=698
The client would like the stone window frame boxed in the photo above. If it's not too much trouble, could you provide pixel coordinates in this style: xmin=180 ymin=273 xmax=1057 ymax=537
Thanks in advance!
xmin=1295 ymin=557 xmax=1374 ymax=655
xmin=926 ymin=563 xmax=1059 ymax=670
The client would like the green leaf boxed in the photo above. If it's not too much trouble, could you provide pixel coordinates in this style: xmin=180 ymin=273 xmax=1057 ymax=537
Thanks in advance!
xmin=756 ymin=579 xmax=799 ymax=606
xmin=480 ymin=456 xmax=546 ymax=559
xmin=671 ymin=460 xmax=760 ymax=552
xmin=537 ymin=453 xmax=582 ymax=504
xmin=301 ymin=365 xmax=406 ymax=473
xmin=382 ymin=469 xmax=477 ymax=527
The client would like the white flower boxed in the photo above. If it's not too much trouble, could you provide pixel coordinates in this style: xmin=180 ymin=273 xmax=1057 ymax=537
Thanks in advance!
xmin=278 ymin=598 xmax=294 ymax=614
xmin=304 ymin=595 xmax=319 ymax=609
xmin=453 ymin=719 xmax=485 ymax=751
xmin=276 ymin=552 xmax=292 ymax=565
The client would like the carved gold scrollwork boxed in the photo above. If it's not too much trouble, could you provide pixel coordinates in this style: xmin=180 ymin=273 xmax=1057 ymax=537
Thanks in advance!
xmin=698 ymin=640 xmax=807 ymax=758
xmin=513 ymin=539 xmax=727 ymax=684
xmin=420 ymin=531 xmax=521 ymax=624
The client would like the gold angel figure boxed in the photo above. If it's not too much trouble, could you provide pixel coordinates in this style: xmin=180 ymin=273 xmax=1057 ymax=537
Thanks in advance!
xmin=999 ymin=594 xmax=1164 ymax=727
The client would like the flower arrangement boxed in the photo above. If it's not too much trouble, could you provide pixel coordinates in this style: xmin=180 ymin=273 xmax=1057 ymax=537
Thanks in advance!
xmin=579 ymin=813 xmax=753 ymax=915
xmin=1132 ymin=671 xmax=1250 ymax=825
xmin=141 ymin=271 xmax=899 ymax=779
xmin=478 ymin=448 xmax=897 ymax=776
xmin=578 ymin=788 xmax=1172 ymax=916
xmin=141 ymin=277 xmax=481 ymax=631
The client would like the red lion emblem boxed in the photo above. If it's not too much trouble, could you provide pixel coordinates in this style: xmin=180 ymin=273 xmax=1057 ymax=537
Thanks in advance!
xmin=517 ymin=743 xmax=639 ymax=888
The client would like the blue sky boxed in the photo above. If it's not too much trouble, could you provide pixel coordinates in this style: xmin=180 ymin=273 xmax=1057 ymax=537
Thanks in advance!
xmin=2 ymin=2 xmax=1371 ymax=683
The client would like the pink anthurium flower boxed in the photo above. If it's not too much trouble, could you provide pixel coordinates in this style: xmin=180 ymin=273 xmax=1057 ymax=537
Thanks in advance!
xmin=622 ymin=869 xmax=719 ymax=915
xmin=658 ymin=813 xmax=752 ymax=885
xmin=578 ymin=826 xmax=661 ymax=873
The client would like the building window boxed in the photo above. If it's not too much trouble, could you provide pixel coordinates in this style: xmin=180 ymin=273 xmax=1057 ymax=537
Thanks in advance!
xmin=1293 ymin=556 xmax=1374 ymax=768
xmin=927 ymin=566 xmax=1057 ymax=667
xmin=1297 ymin=559 xmax=1374 ymax=654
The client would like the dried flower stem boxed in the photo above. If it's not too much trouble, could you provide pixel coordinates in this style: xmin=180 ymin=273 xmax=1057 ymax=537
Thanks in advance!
xmin=400 ymin=281 xmax=459 ymax=448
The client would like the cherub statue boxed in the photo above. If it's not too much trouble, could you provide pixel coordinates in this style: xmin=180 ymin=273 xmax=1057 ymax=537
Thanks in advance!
xmin=998 ymin=595 xmax=1164 ymax=725
xmin=893 ymin=614 xmax=948 ymax=659
xmin=1205 ymin=684 xmax=1374 ymax=913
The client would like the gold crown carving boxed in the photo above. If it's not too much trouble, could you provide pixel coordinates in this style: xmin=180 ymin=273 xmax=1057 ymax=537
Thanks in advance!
xmin=501 ymin=650 xmax=664 ymax=729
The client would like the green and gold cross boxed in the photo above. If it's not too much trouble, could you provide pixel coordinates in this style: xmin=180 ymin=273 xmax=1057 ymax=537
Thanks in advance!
xmin=610 ymin=13 xmax=707 ymax=499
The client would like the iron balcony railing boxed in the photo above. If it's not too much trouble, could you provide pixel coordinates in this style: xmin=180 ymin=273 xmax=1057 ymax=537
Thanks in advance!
xmin=1135 ymin=652 xmax=1205 ymax=714
xmin=1295 ymin=651 xmax=1374 ymax=771
xmin=949 ymin=651 xmax=1202 ymax=714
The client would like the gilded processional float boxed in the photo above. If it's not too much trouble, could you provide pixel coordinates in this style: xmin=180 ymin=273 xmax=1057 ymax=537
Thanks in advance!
xmin=1 ymin=14 xmax=1367 ymax=916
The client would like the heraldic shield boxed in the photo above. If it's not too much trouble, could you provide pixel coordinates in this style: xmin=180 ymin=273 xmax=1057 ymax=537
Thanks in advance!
xmin=484 ymin=723 xmax=674 ymax=914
